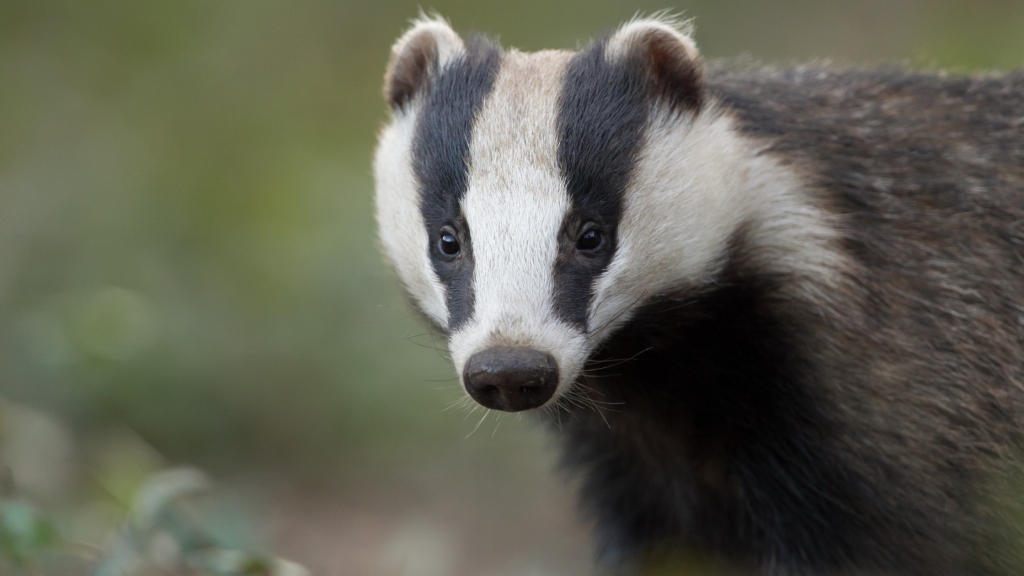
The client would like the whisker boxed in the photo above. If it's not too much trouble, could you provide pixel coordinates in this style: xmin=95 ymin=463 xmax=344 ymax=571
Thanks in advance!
xmin=426 ymin=331 xmax=454 ymax=363
xmin=443 ymin=395 xmax=474 ymax=413
xmin=585 ymin=357 xmax=637 ymax=365
xmin=466 ymin=409 xmax=490 ymax=438
xmin=405 ymin=338 xmax=443 ymax=351
xmin=574 ymin=390 xmax=613 ymax=428
xmin=551 ymin=398 xmax=577 ymax=422
xmin=564 ymin=384 xmax=618 ymax=428
xmin=584 ymin=347 xmax=654 ymax=372
xmin=559 ymin=392 xmax=587 ymax=411
xmin=593 ymin=403 xmax=611 ymax=428
xmin=405 ymin=331 xmax=450 ymax=343
xmin=653 ymin=298 xmax=699 ymax=314
xmin=405 ymin=331 xmax=454 ymax=364
xmin=590 ymin=289 xmax=650 ymax=337
xmin=545 ymin=403 xmax=563 ymax=431
xmin=569 ymin=392 xmax=624 ymax=407
xmin=574 ymin=380 xmax=625 ymax=409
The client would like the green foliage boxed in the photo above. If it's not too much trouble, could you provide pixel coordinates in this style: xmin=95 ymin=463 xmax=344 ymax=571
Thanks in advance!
xmin=0 ymin=498 xmax=59 ymax=569
xmin=0 ymin=467 xmax=308 ymax=576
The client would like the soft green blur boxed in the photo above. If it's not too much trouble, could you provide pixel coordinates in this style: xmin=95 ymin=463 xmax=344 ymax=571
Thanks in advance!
xmin=0 ymin=1 xmax=1022 ymax=574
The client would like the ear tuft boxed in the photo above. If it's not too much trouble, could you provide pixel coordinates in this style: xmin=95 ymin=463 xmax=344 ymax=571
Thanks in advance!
xmin=607 ymin=16 xmax=704 ymax=113
xmin=384 ymin=15 xmax=465 ymax=111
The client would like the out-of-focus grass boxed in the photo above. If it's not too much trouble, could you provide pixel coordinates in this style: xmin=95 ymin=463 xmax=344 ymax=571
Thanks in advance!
xmin=0 ymin=1 xmax=1022 ymax=573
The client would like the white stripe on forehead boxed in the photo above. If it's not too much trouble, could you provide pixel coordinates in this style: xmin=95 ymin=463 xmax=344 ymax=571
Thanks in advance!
xmin=463 ymin=50 xmax=569 ymax=331
xmin=450 ymin=50 xmax=587 ymax=380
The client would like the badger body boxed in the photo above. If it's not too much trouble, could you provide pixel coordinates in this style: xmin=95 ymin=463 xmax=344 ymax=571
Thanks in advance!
xmin=374 ymin=16 xmax=1024 ymax=575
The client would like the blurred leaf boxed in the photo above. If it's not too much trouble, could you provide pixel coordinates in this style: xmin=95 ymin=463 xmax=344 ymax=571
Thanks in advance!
xmin=0 ymin=498 xmax=59 ymax=567
xmin=132 ymin=466 xmax=209 ymax=531
xmin=71 ymin=287 xmax=158 ymax=362
xmin=187 ymin=549 xmax=310 ymax=576
xmin=89 ymin=428 xmax=165 ymax=508
xmin=90 ymin=531 xmax=145 ymax=576
xmin=87 ymin=466 xmax=310 ymax=576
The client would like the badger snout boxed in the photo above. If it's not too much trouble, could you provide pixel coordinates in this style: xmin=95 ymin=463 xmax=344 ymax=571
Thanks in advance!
xmin=464 ymin=347 xmax=558 ymax=411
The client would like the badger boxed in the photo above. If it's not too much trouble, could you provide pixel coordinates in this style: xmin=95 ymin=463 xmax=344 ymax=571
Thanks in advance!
xmin=373 ymin=14 xmax=1024 ymax=575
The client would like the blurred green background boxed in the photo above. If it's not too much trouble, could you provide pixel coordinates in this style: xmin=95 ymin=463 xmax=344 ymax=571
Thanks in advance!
xmin=0 ymin=0 xmax=1022 ymax=574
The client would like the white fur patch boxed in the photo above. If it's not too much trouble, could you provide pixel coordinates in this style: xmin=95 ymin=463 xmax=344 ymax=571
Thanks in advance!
xmin=589 ymin=105 xmax=844 ymax=343
xmin=374 ymin=96 xmax=449 ymax=327
xmin=447 ymin=50 xmax=589 ymax=399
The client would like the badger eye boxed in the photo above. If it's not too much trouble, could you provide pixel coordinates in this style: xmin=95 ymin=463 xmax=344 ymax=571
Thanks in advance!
xmin=576 ymin=229 xmax=603 ymax=252
xmin=438 ymin=232 xmax=461 ymax=257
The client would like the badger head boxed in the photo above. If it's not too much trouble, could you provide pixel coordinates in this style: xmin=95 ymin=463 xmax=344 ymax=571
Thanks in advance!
xmin=375 ymin=16 xmax=748 ymax=412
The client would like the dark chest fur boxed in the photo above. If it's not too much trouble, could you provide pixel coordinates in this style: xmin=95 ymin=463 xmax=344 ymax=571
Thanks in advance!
xmin=555 ymin=68 xmax=1024 ymax=575
xmin=559 ymin=272 xmax=911 ymax=574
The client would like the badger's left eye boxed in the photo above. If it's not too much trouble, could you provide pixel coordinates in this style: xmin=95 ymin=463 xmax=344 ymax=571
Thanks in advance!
xmin=438 ymin=232 xmax=461 ymax=257
xmin=576 ymin=229 xmax=603 ymax=252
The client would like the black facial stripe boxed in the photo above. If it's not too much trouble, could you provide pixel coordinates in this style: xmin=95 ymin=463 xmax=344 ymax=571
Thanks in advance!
xmin=412 ymin=36 xmax=502 ymax=332
xmin=554 ymin=37 xmax=650 ymax=330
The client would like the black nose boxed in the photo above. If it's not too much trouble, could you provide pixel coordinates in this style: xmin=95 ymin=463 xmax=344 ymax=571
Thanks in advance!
xmin=464 ymin=347 xmax=559 ymax=412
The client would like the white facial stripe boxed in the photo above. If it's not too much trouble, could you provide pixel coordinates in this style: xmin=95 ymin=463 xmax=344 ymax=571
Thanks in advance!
xmin=590 ymin=105 xmax=843 ymax=341
xmin=448 ymin=50 xmax=588 ymax=391
xmin=374 ymin=112 xmax=449 ymax=327
xmin=590 ymin=111 xmax=748 ymax=338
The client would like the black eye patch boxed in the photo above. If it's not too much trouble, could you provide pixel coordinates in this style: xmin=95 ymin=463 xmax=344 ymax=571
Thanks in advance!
xmin=553 ymin=37 xmax=650 ymax=331
xmin=411 ymin=36 xmax=503 ymax=332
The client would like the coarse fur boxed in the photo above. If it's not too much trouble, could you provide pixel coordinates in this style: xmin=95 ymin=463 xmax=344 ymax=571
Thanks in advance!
xmin=373 ymin=14 xmax=1024 ymax=576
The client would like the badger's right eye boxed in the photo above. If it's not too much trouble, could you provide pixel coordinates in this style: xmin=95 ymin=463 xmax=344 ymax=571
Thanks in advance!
xmin=438 ymin=232 xmax=461 ymax=258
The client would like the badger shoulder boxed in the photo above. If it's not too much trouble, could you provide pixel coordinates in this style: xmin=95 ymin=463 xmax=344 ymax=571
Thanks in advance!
xmin=701 ymin=64 xmax=1024 ymax=391
xmin=705 ymin=64 xmax=1024 ymax=476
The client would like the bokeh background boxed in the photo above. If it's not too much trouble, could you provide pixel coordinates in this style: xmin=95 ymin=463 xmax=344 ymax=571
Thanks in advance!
xmin=1 ymin=1 xmax=1022 ymax=574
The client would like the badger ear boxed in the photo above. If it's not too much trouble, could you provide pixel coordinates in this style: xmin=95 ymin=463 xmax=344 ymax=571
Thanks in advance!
xmin=607 ymin=17 xmax=703 ymax=113
xmin=384 ymin=16 xmax=465 ymax=111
